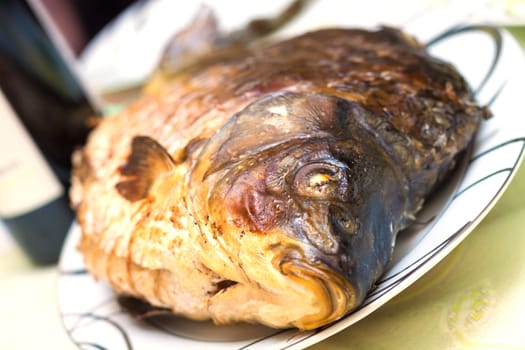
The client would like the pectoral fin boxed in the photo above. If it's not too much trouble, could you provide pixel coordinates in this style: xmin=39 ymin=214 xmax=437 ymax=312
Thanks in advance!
xmin=116 ymin=136 xmax=176 ymax=202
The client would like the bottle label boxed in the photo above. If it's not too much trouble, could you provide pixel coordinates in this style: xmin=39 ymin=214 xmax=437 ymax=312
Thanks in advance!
xmin=0 ymin=90 xmax=63 ymax=218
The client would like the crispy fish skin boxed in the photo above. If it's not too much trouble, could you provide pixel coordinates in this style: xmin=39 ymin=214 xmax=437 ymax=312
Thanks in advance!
xmin=71 ymin=27 xmax=489 ymax=329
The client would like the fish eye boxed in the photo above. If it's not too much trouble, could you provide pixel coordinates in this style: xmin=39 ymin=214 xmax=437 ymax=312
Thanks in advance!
xmin=292 ymin=162 xmax=347 ymax=200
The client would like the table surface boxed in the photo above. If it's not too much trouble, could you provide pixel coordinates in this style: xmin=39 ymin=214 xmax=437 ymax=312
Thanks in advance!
xmin=1 ymin=14 xmax=525 ymax=350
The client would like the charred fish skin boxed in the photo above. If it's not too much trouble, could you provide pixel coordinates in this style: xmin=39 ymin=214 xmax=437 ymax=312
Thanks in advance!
xmin=71 ymin=26 xmax=488 ymax=330
xmin=187 ymin=92 xmax=411 ymax=328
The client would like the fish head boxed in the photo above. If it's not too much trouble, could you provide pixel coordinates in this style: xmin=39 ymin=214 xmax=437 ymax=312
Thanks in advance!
xmin=188 ymin=92 xmax=408 ymax=327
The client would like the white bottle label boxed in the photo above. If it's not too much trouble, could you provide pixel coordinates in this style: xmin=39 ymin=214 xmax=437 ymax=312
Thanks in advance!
xmin=0 ymin=90 xmax=63 ymax=218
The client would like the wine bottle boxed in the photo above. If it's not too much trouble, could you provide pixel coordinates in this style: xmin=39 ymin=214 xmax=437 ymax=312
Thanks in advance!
xmin=0 ymin=0 xmax=98 ymax=264
xmin=0 ymin=0 xmax=97 ymax=187
xmin=0 ymin=90 xmax=74 ymax=265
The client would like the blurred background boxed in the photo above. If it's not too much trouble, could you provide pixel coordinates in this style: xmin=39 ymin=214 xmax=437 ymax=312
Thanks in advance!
xmin=40 ymin=0 xmax=138 ymax=56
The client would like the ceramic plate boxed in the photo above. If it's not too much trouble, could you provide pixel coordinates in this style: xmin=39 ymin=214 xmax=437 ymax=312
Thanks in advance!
xmin=59 ymin=3 xmax=525 ymax=350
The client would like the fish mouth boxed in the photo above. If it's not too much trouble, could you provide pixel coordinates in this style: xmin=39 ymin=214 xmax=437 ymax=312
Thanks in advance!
xmin=271 ymin=243 xmax=356 ymax=329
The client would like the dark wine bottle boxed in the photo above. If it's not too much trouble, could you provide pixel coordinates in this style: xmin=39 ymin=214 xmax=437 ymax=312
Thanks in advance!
xmin=0 ymin=0 xmax=97 ymax=186
xmin=0 ymin=0 xmax=98 ymax=265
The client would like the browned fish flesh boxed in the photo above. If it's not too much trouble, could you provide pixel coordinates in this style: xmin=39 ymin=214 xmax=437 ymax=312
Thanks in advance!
xmin=70 ymin=20 xmax=490 ymax=330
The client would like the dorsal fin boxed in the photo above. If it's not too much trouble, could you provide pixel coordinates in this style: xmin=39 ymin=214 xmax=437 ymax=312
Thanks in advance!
xmin=116 ymin=136 xmax=176 ymax=202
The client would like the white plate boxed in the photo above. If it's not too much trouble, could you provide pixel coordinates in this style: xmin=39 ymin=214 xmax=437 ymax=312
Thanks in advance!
xmin=58 ymin=6 xmax=525 ymax=350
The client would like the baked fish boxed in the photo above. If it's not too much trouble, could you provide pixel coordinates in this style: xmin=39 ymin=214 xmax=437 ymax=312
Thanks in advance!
xmin=70 ymin=7 xmax=490 ymax=330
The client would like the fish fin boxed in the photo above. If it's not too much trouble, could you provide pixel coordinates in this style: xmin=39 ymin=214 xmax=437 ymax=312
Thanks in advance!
xmin=144 ymin=1 xmax=311 ymax=94
xmin=143 ymin=5 xmax=220 ymax=94
xmin=159 ymin=0 xmax=312 ymax=69
xmin=230 ymin=0 xmax=314 ymax=43
xmin=158 ymin=5 xmax=219 ymax=70
xmin=116 ymin=136 xmax=176 ymax=202
xmin=160 ymin=0 xmax=312 ymax=66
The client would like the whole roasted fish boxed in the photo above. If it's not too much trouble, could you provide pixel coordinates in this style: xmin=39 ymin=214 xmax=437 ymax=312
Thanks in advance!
xmin=70 ymin=7 xmax=490 ymax=330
